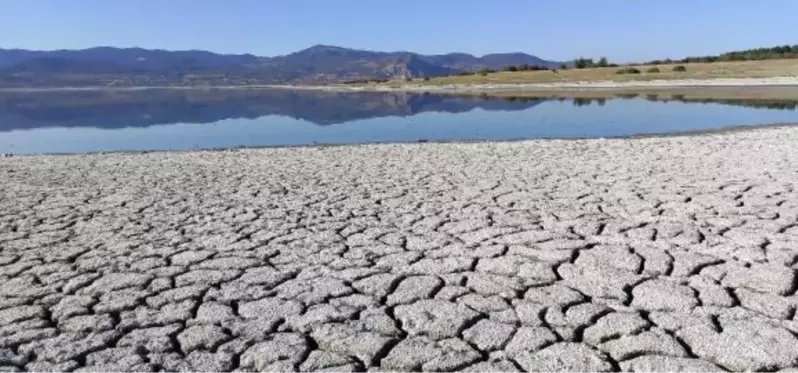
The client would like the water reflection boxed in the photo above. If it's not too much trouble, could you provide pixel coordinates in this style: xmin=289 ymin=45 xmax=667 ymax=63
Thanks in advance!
xmin=0 ymin=89 xmax=549 ymax=130
xmin=0 ymin=89 xmax=796 ymax=132
xmin=1 ymin=88 xmax=798 ymax=154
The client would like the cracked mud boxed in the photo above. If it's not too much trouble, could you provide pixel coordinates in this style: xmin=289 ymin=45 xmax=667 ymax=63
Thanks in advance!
xmin=2 ymin=128 xmax=798 ymax=371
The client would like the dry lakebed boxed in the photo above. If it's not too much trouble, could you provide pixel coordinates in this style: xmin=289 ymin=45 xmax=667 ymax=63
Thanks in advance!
xmin=2 ymin=126 xmax=798 ymax=371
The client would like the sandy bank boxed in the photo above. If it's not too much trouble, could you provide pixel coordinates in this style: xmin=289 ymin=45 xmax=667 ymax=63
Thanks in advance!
xmin=271 ymin=76 xmax=798 ymax=93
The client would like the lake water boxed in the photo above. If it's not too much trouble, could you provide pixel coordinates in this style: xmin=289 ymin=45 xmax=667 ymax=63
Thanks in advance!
xmin=1 ymin=89 xmax=797 ymax=154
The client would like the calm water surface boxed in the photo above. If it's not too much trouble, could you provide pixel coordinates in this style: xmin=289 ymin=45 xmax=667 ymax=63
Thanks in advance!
xmin=1 ymin=89 xmax=797 ymax=154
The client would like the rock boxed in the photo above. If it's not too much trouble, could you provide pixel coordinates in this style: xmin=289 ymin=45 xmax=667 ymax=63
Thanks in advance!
xmin=385 ymin=276 xmax=442 ymax=305
xmin=632 ymin=279 xmax=699 ymax=312
xmin=176 ymin=325 xmax=230 ymax=353
xmin=238 ymin=297 xmax=303 ymax=320
xmin=460 ymin=359 xmax=521 ymax=372
xmin=298 ymin=350 xmax=358 ymax=372
xmin=504 ymin=327 xmax=558 ymax=357
xmin=0 ymin=306 xmax=45 ymax=325
xmin=25 ymin=361 xmax=80 ymax=372
xmin=735 ymin=288 xmax=795 ymax=319
xmin=688 ymin=276 xmax=735 ymax=307
xmin=19 ymin=330 xmax=121 ymax=364
xmin=353 ymin=273 xmax=403 ymax=298
xmin=583 ymin=312 xmax=649 ymax=345
xmin=513 ymin=302 xmax=546 ymax=326
xmin=117 ymin=324 xmax=182 ymax=353
xmin=394 ymin=300 xmax=481 ymax=340
xmin=722 ymin=264 xmax=796 ymax=295
xmin=190 ymin=301 xmax=236 ymax=325
xmin=380 ymin=337 xmax=481 ymax=371
xmin=58 ymin=314 xmax=115 ymax=333
xmin=80 ymin=273 xmax=152 ymax=296
xmin=620 ymin=356 xmax=723 ymax=372
xmin=180 ymin=351 xmax=234 ymax=372
xmin=514 ymin=342 xmax=613 ymax=372
xmin=311 ymin=323 xmax=396 ymax=365
xmin=678 ymin=318 xmax=798 ymax=371
xmin=599 ymin=329 xmax=687 ymax=360
xmin=0 ymin=348 xmax=26 ymax=367
xmin=558 ymin=262 xmax=640 ymax=302
xmin=401 ymin=257 xmax=474 ymax=275
xmin=239 ymin=333 xmax=309 ymax=371
xmin=462 ymin=319 xmax=516 ymax=351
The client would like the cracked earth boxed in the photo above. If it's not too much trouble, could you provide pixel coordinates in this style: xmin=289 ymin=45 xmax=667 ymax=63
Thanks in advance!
xmin=2 ymin=127 xmax=798 ymax=372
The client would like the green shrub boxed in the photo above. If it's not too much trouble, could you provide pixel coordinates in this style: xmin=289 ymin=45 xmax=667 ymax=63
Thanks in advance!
xmin=647 ymin=67 xmax=661 ymax=73
xmin=405 ymin=77 xmax=412 ymax=82
xmin=672 ymin=65 xmax=687 ymax=72
xmin=423 ymin=76 xmax=430 ymax=81
xmin=559 ymin=64 xmax=568 ymax=70
xmin=616 ymin=67 xmax=641 ymax=75
xmin=574 ymin=58 xmax=596 ymax=69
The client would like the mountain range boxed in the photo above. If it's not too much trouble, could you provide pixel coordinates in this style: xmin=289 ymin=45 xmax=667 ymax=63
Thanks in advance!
xmin=0 ymin=45 xmax=563 ymax=87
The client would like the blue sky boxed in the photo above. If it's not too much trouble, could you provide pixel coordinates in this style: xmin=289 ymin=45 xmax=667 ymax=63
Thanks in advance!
xmin=1 ymin=0 xmax=796 ymax=62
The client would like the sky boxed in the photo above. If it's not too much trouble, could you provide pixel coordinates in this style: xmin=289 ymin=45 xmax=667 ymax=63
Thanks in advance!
xmin=1 ymin=0 xmax=797 ymax=62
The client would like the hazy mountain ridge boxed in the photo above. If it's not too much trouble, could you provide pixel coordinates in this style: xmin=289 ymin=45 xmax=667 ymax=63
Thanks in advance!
xmin=0 ymin=45 xmax=562 ymax=86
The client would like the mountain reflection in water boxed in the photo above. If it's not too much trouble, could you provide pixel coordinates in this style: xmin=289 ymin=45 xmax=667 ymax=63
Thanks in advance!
xmin=1 ymin=88 xmax=796 ymax=132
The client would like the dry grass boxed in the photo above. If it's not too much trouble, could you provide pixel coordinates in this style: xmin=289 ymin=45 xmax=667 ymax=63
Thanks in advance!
xmin=387 ymin=59 xmax=798 ymax=86
xmin=447 ymin=86 xmax=798 ymax=101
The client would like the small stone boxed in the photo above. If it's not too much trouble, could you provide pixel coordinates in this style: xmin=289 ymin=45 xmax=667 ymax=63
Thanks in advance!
xmin=177 ymin=325 xmax=230 ymax=353
xmin=191 ymin=301 xmax=236 ymax=325
xmin=722 ymin=264 xmax=796 ymax=295
xmin=735 ymin=288 xmax=795 ymax=319
xmin=380 ymin=337 xmax=481 ymax=371
xmin=385 ymin=276 xmax=442 ymax=306
xmin=599 ymin=329 xmax=687 ymax=360
xmin=514 ymin=342 xmax=613 ymax=372
xmin=299 ymin=350 xmax=357 ymax=372
xmin=504 ymin=327 xmax=558 ymax=357
xmin=0 ymin=306 xmax=45 ymax=325
xmin=460 ymin=360 xmax=521 ymax=372
xmin=632 ymin=279 xmax=699 ymax=312
xmin=583 ymin=312 xmax=649 ymax=345
xmin=462 ymin=320 xmax=515 ymax=351
xmin=394 ymin=300 xmax=480 ymax=340
xmin=311 ymin=323 xmax=396 ymax=365
xmin=238 ymin=297 xmax=303 ymax=320
xmin=353 ymin=273 xmax=403 ymax=298
xmin=620 ymin=356 xmax=723 ymax=372
xmin=58 ymin=314 xmax=115 ymax=333
xmin=678 ymin=318 xmax=798 ymax=371
xmin=182 ymin=351 xmax=234 ymax=372
xmin=240 ymin=333 xmax=309 ymax=371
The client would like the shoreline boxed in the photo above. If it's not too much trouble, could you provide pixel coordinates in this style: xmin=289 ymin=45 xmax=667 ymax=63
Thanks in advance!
xmin=4 ymin=122 xmax=797 ymax=158
xmin=1 ymin=76 xmax=798 ymax=93
xmin=266 ymin=76 xmax=798 ymax=93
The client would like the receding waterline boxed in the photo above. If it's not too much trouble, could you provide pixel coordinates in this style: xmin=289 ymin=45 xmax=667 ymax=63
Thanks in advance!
xmin=1 ymin=90 xmax=797 ymax=155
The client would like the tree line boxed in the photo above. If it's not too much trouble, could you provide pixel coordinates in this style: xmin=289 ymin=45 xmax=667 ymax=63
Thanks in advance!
xmin=645 ymin=44 xmax=798 ymax=65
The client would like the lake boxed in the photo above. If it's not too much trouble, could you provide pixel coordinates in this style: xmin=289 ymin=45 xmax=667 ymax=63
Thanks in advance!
xmin=1 ymin=89 xmax=797 ymax=154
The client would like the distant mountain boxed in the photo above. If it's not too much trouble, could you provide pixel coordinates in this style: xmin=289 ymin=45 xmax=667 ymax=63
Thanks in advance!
xmin=0 ymin=45 xmax=564 ymax=87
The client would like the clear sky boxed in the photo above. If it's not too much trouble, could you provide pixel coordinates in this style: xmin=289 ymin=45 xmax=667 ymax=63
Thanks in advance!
xmin=1 ymin=0 xmax=796 ymax=62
